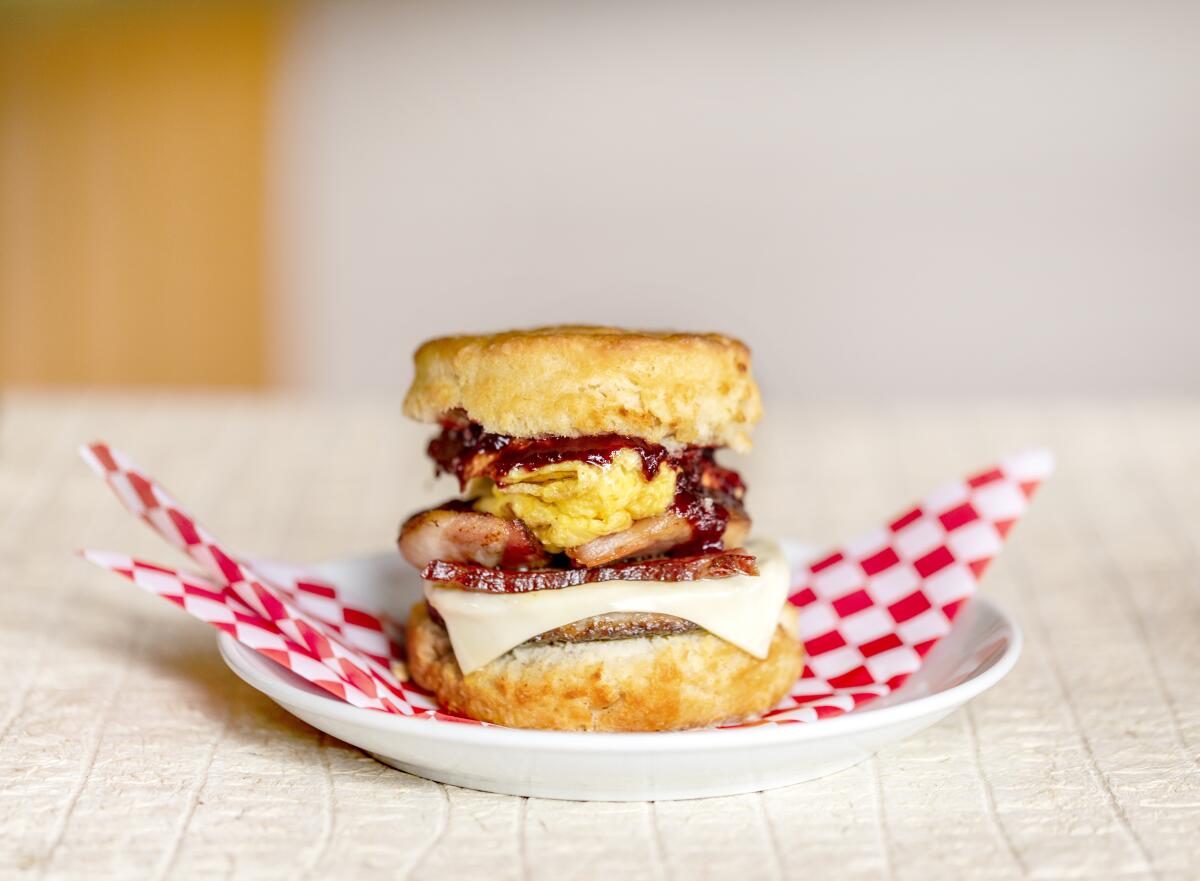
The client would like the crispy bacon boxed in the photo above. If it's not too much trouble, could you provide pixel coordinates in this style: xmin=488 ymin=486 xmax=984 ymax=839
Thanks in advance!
xmin=421 ymin=550 xmax=758 ymax=593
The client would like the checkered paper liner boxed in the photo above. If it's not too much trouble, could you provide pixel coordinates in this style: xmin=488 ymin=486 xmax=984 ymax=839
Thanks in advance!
xmin=80 ymin=443 xmax=1052 ymax=728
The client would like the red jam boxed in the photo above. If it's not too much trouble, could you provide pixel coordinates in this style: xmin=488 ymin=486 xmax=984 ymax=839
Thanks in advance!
xmin=492 ymin=435 xmax=669 ymax=484
xmin=427 ymin=418 xmax=511 ymax=488
xmin=428 ymin=414 xmax=669 ymax=487
xmin=668 ymin=448 xmax=745 ymax=555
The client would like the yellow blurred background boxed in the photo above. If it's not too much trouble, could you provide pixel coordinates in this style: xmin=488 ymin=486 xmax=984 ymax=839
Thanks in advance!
xmin=1 ymin=4 xmax=275 ymax=386
xmin=3 ymin=2 xmax=1198 ymax=395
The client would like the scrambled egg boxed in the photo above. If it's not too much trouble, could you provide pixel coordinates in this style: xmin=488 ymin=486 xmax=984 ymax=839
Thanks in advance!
xmin=472 ymin=448 xmax=676 ymax=552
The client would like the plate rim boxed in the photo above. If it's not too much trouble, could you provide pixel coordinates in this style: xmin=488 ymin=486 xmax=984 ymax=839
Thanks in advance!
xmin=216 ymin=595 xmax=1022 ymax=752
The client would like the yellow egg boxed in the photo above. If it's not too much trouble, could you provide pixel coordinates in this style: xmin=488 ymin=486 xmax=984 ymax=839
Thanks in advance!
xmin=473 ymin=448 xmax=677 ymax=552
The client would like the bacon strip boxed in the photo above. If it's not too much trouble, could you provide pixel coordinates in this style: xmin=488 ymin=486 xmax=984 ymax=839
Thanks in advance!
xmin=421 ymin=550 xmax=758 ymax=593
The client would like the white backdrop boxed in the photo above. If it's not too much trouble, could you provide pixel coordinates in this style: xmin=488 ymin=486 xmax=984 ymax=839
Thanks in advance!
xmin=270 ymin=0 xmax=1200 ymax=399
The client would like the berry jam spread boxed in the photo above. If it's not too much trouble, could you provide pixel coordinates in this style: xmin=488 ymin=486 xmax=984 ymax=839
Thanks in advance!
xmin=428 ymin=413 xmax=670 ymax=486
xmin=490 ymin=434 xmax=669 ymax=484
xmin=427 ymin=414 xmax=747 ymax=558
xmin=669 ymin=448 xmax=745 ymax=555
xmin=427 ymin=418 xmax=511 ymax=488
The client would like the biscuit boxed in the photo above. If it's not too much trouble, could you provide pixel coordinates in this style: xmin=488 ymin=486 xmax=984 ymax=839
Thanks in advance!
xmin=405 ymin=602 xmax=802 ymax=732
xmin=403 ymin=326 xmax=762 ymax=451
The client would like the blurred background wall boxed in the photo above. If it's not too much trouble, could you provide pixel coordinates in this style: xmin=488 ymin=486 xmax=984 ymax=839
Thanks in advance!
xmin=1 ymin=4 xmax=276 ymax=386
xmin=3 ymin=1 xmax=1198 ymax=398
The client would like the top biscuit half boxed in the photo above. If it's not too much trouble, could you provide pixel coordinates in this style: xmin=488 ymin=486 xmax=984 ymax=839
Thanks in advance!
xmin=403 ymin=326 xmax=763 ymax=451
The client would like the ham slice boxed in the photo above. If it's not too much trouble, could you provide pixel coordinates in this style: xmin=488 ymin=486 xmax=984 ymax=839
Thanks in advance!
xmin=566 ymin=508 xmax=751 ymax=568
xmin=398 ymin=506 xmax=549 ymax=570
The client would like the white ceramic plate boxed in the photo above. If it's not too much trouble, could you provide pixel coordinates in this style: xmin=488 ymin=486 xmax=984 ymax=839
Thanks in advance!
xmin=217 ymin=543 xmax=1021 ymax=801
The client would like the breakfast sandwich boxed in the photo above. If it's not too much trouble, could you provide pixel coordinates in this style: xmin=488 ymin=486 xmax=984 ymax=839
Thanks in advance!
xmin=398 ymin=326 xmax=802 ymax=731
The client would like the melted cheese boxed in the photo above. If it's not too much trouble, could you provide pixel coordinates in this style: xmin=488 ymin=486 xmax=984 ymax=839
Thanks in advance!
xmin=425 ymin=539 xmax=790 ymax=674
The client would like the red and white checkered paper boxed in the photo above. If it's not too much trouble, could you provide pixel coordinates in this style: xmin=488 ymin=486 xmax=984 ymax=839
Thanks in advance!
xmin=80 ymin=443 xmax=1052 ymax=728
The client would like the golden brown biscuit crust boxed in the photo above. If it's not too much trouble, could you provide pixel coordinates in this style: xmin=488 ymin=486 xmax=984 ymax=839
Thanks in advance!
xmin=403 ymin=326 xmax=762 ymax=451
xmin=405 ymin=602 xmax=802 ymax=732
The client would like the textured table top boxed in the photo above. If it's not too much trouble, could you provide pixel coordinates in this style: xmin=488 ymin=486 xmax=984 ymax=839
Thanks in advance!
xmin=1 ymin=392 xmax=1197 ymax=880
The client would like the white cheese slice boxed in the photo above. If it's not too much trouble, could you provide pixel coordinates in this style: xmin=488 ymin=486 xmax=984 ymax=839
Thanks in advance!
xmin=425 ymin=538 xmax=791 ymax=674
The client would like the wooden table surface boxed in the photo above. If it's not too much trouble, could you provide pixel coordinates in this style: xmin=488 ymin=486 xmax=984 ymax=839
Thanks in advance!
xmin=1 ymin=392 xmax=1197 ymax=881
